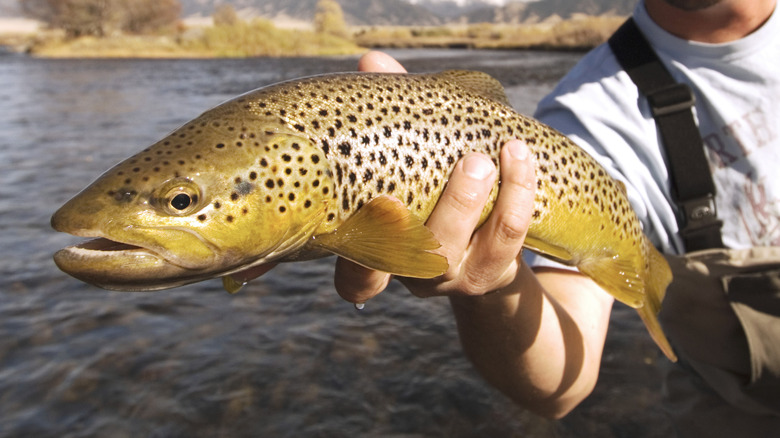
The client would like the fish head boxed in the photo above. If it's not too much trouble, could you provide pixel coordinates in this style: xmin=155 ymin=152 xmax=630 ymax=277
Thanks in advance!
xmin=52 ymin=101 xmax=331 ymax=290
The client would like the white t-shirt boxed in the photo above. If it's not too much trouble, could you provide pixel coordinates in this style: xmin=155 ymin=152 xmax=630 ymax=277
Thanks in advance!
xmin=526 ymin=1 xmax=780 ymax=270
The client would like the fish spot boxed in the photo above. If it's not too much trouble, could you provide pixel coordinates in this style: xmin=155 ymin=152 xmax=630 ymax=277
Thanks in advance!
xmin=236 ymin=182 xmax=254 ymax=195
xmin=198 ymin=214 xmax=207 ymax=221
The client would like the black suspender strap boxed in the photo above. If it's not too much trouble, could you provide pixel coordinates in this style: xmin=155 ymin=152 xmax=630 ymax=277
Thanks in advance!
xmin=608 ymin=18 xmax=724 ymax=251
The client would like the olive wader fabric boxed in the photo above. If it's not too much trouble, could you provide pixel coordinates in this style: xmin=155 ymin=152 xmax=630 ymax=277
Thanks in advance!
xmin=660 ymin=248 xmax=780 ymax=437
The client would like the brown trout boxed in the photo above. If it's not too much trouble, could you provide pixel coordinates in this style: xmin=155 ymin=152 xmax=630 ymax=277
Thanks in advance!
xmin=51 ymin=71 xmax=676 ymax=360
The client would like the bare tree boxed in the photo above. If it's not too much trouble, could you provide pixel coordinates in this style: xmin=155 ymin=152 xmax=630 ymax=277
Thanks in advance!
xmin=121 ymin=0 xmax=181 ymax=34
xmin=213 ymin=4 xmax=239 ymax=27
xmin=19 ymin=0 xmax=181 ymax=37
xmin=314 ymin=0 xmax=350 ymax=39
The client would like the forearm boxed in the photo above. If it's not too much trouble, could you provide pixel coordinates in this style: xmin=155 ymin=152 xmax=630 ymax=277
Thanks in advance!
xmin=449 ymin=263 xmax=613 ymax=419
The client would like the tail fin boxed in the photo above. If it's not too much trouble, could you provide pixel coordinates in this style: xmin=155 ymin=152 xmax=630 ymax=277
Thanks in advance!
xmin=577 ymin=242 xmax=677 ymax=362
xmin=638 ymin=246 xmax=677 ymax=362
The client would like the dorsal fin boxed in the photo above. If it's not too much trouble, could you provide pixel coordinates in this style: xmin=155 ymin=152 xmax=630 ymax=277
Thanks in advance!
xmin=437 ymin=70 xmax=511 ymax=106
xmin=616 ymin=180 xmax=628 ymax=195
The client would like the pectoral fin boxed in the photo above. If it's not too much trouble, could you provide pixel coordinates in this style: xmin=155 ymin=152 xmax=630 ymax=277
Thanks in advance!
xmin=222 ymin=275 xmax=247 ymax=294
xmin=313 ymin=195 xmax=448 ymax=278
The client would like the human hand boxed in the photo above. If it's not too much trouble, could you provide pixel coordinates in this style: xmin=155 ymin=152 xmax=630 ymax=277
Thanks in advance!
xmin=335 ymin=51 xmax=537 ymax=304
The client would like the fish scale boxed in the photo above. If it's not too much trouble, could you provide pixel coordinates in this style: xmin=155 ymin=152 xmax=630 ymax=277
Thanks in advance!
xmin=51 ymin=70 xmax=676 ymax=361
xmin=240 ymin=72 xmax=514 ymax=229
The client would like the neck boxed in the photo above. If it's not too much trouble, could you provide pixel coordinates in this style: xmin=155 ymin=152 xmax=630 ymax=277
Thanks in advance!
xmin=644 ymin=0 xmax=776 ymax=43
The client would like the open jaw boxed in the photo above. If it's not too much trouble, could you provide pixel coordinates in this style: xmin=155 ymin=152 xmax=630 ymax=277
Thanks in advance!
xmin=53 ymin=237 xmax=210 ymax=291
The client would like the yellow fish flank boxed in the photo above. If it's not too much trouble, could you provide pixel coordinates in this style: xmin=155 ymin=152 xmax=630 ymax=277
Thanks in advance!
xmin=51 ymin=71 xmax=676 ymax=361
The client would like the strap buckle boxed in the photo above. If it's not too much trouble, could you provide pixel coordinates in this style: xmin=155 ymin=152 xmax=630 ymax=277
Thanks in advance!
xmin=679 ymin=194 xmax=720 ymax=233
xmin=648 ymin=83 xmax=695 ymax=117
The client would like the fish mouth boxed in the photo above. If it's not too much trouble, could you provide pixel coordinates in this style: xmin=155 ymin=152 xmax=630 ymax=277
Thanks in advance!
xmin=69 ymin=237 xmax=146 ymax=253
xmin=53 ymin=235 xmax=216 ymax=291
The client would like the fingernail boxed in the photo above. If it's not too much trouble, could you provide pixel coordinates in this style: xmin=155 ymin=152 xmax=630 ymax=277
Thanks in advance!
xmin=507 ymin=140 xmax=529 ymax=160
xmin=355 ymin=302 xmax=366 ymax=310
xmin=462 ymin=154 xmax=494 ymax=180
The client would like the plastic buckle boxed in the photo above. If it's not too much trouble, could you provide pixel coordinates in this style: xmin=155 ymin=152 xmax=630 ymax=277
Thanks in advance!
xmin=648 ymin=83 xmax=695 ymax=117
xmin=680 ymin=194 xmax=719 ymax=231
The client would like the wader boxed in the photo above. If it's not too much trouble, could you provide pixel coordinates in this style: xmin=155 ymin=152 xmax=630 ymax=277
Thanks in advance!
xmin=609 ymin=19 xmax=780 ymax=436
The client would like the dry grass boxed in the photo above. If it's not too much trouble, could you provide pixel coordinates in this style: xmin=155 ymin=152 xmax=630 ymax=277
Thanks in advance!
xmin=23 ymin=19 xmax=363 ymax=58
xmin=354 ymin=16 xmax=626 ymax=51
xmin=11 ymin=15 xmax=626 ymax=58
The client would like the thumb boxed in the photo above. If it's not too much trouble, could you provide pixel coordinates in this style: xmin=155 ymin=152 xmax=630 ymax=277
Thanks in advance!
xmin=358 ymin=51 xmax=407 ymax=73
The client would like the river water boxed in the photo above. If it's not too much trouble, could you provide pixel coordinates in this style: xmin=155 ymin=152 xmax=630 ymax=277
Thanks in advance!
xmin=0 ymin=49 xmax=672 ymax=437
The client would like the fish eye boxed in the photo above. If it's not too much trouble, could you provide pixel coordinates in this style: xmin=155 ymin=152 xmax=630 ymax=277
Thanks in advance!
xmin=170 ymin=193 xmax=192 ymax=210
xmin=155 ymin=178 xmax=203 ymax=216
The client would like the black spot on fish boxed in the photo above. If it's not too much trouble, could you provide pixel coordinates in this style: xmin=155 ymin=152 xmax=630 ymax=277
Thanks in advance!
xmin=236 ymin=181 xmax=254 ymax=195
xmin=113 ymin=188 xmax=137 ymax=203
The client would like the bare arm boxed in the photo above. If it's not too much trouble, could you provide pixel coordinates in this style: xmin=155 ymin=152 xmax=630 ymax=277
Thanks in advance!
xmin=335 ymin=51 xmax=615 ymax=418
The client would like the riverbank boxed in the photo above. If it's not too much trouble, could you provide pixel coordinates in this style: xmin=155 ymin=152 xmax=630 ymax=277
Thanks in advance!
xmin=354 ymin=16 xmax=625 ymax=51
xmin=0 ymin=15 xmax=625 ymax=58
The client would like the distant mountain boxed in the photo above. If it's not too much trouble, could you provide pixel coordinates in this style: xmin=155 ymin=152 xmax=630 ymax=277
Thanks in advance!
xmin=0 ymin=0 xmax=20 ymax=17
xmin=181 ymin=0 xmax=444 ymax=26
xmin=465 ymin=0 xmax=636 ymax=23
xmin=1 ymin=0 xmax=636 ymax=26
xmin=410 ymin=0 xmax=514 ymax=19
xmin=182 ymin=0 xmax=634 ymax=25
